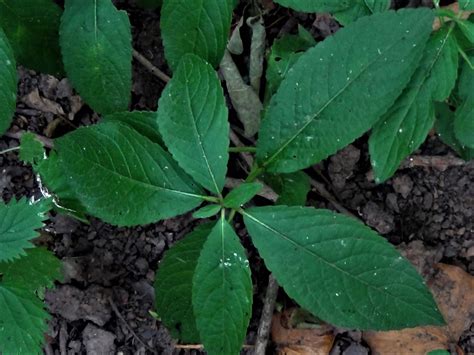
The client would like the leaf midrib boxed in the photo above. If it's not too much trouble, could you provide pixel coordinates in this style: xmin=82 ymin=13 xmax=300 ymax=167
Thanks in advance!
xmin=261 ymin=33 xmax=407 ymax=168
xmin=63 ymin=145 xmax=206 ymax=200
xmin=243 ymin=211 xmax=439 ymax=320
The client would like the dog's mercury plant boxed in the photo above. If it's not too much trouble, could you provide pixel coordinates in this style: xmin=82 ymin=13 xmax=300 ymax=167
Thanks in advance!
xmin=0 ymin=0 xmax=473 ymax=353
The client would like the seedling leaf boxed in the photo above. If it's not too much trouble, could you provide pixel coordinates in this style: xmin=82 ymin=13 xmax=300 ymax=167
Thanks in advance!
xmin=0 ymin=198 xmax=50 ymax=262
xmin=257 ymin=9 xmax=434 ymax=173
xmin=369 ymin=28 xmax=459 ymax=182
xmin=0 ymin=248 xmax=62 ymax=355
xmin=0 ymin=27 xmax=16 ymax=136
xmin=223 ymin=182 xmax=263 ymax=208
xmin=60 ymin=0 xmax=132 ymax=114
xmin=161 ymin=0 xmax=235 ymax=70
xmin=20 ymin=132 xmax=44 ymax=165
xmin=264 ymin=171 xmax=310 ymax=206
xmin=158 ymin=54 xmax=229 ymax=194
xmin=51 ymin=121 xmax=204 ymax=226
xmin=155 ymin=224 xmax=213 ymax=343
xmin=193 ymin=218 xmax=252 ymax=355
xmin=103 ymin=111 xmax=163 ymax=146
xmin=193 ymin=204 xmax=222 ymax=219
xmin=243 ymin=206 xmax=444 ymax=330
xmin=0 ymin=0 xmax=63 ymax=75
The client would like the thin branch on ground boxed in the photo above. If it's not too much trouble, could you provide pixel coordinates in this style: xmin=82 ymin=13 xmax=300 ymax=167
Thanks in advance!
xmin=254 ymin=274 xmax=279 ymax=355
xmin=5 ymin=130 xmax=54 ymax=148
xmin=174 ymin=344 xmax=255 ymax=350
xmin=309 ymin=178 xmax=357 ymax=219
xmin=401 ymin=154 xmax=466 ymax=171
xmin=108 ymin=297 xmax=157 ymax=354
xmin=59 ymin=320 xmax=68 ymax=355
xmin=132 ymin=49 xmax=171 ymax=83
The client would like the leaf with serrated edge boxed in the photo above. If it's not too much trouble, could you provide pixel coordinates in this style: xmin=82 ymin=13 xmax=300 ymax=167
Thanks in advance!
xmin=20 ymin=132 xmax=44 ymax=165
xmin=243 ymin=206 xmax=444 ymax=330
xmin=155 ymin=224 xmax=212 ymax=342
xmin=265 ymin=26 xmax=316 ymax=103
xmin=103 ymin=111 xmax=163 ymax=146
xmin=53 ymin=121 xmax=204 ymax=226
xmin=0 ymin=0 xmax=63 ymax=75
xmin=369 ymin=27 xmax=459 ymax=182
xmin=334 ymin=0 xmax=390 ymax=25
xmin=161 ymin=0 xmax=235 ymax=70
xmin=158 ymin=54 xmax=229 ymax=194
xmin=0 ymin=27 xmax=16 ymax=136
xmin=193 ymin=217 xmax=252 ymax=355
xmin=223 ymin=182 xmax=263 ymax=208
xmin=256 ymin=9 xmax=434 ymax=174
xmin=0 ymin=248 xmax=62 ymax=355
xmin=60 ymin=0 xmax=132 ymax=114
xmin=0 ymin=198 xmax=49 ymax=262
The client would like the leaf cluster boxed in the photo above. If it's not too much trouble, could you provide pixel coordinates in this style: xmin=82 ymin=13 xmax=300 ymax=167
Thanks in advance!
xmin=1 ymin=0 xmax=473 ymax=354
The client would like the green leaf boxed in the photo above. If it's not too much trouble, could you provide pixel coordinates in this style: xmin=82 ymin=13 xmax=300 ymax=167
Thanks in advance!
xmin=0 ymin=0 xmax=63 ymax=76
xmin=369 ymin=27 xmax=459 ymax=182
xmin=19 ymin=132 xmax=44 ymax=165
xmin=459 ymin=0 xmax=474 ymax=11
xmin=334 ymin=0 xmax=390 ymax=25
xmin=0 ymin=247 xmax=62 ymax=292
xmin=265 ymin=26 xmax=316 ymax=103
xmin=0 ymin=248 xmax=62 ymax=355
xmin=454 ymin=96 xmax=474 ymax=148
xmin=35 ymin=151 xmax=88 ymax=221
xmin=223 ymin=182 xmax=263 ymax=208
xmin=193 ymin=204 xmax=222 ymax=219
xmin=427 ymin=350 xmax=450 ymax=355
xmin=102 ymin=111 xmax=163 ymax=145
xmin=60 ymin=0 xmax=132 ymax=114
xmin=50 ymin=121 xmax=204 ymax=226
xmin=161 ymin=0 xmax=235 ymax=70
xmin=243 ymin=206 xmax=444 ymax=330
xmin=264 ymin=171 xmax=310 ymax=206
xmin=155 ymin=224 xmax=212 ymax=343
xmin=273 ymin=0 xmax=351 ymax=12
xmin=435 ymin=103 xmax=474 ymax=161
xmin=0 ymin=198 xmax=50 ymax=262
xmin=0 ymin=27 xmax=16 ymax=136
xmin=256 ymin=9 xmax=434 ymax=174
xmin=456 ymin=19 xmax=474 ymax=44
xmin=157 ymin=54 xmax=229 ymax=195
xmin=193 ymin=218 xmax=252 ymax=355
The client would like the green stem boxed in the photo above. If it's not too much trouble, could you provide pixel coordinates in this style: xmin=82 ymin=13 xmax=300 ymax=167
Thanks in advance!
xmin=228 ymin=146 xmax=257 ymax=153
xmin=0 ymin=146 xmax=19 ymax=155
xmin=227 ymin=209 xmax=237 ymax=223
xmin=201 ymin=195 xmax=221 ymax=203
xmin=245 ymin=165 xmax=264 ymax=183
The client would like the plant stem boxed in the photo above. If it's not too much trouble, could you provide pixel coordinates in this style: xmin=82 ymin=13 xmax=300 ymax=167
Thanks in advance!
xmin=201 ymin=195 xmax=220 ymax=203
xmin=245 ymin=165 xmax=264 ymax=183
xmin=227 ymin=209 xmax=237 ymax=222
xmin=0 ymin=146 xmax=20 ymax=155
xmin=228 ymin=146 xmax=257 ymax=153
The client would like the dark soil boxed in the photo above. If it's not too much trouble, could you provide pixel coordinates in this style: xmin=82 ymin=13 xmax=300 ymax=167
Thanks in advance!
xmin=0 ymin=1 xmax=472 ymax=354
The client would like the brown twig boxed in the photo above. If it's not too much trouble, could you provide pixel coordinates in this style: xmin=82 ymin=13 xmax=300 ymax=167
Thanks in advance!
xmin=132 ymin=49 xmax=171 ymax=83
xmin=400 ymin=154 xmax=466 ymax=171
xmin=4 ymin=130 xmax=54 ymax=149
xmin=309 ymin=178 xmax=357 ymax=218
xmin=174 ymin=344 xmax=255 ymax=350
xmin=254 ymin=274 xmax=279 ymax=355
xmin=108 ymin=297 xmax=157 ymax=354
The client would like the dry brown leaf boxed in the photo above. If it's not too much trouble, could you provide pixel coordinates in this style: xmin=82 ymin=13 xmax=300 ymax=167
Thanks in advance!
xmin=272 ymin=308 xmax=334 ymax=355
xmin=364 ymin=264 xmax=474 ymax=355
xmin=22 ymin=88 xmax=65 ymax=116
